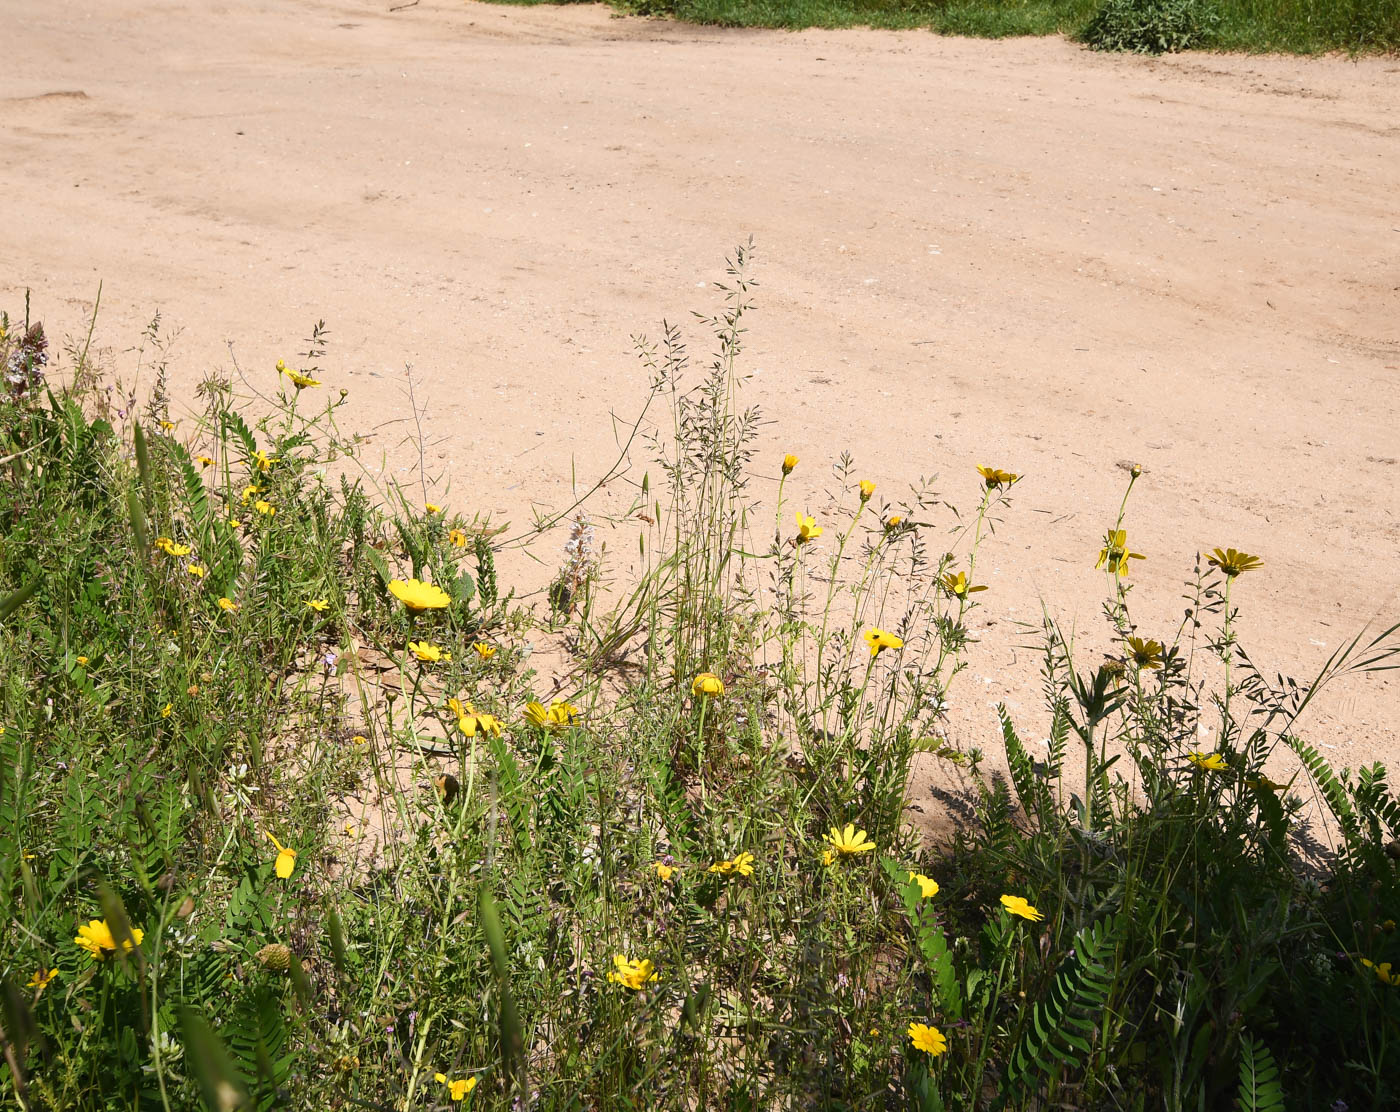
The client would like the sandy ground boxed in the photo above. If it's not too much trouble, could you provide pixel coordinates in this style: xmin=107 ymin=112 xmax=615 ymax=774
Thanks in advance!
xmin=4 ymin=0 xmax=1398 ymax=827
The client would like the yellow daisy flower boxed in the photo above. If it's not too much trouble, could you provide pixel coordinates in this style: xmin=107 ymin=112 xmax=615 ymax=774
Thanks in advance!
xmin=1095 ymin=530 xmax=1145 ymax=576
xmin=74 ymin=919 xmax=144 ymax=960
xmin=709 ymin=852 xmax=755 ymax=878
xmin=1000 ymin=894 xmax=1044 ymax=922
xmin=276 ymin=360 xmax=320 ymax=389
xmin=691 ymin=672 xmax=725 ymax=698
xmin=795 ymin=512 xmax=823 ymax=544
xmin=908 ymin=1021 xmax=948 ymax=1056
xmin=407 ymin=641 xmax=450 ymax=664
xmin=456 ymin=702 xmax=503 ymax=738
xmin=781 ymin=453 xmax=798 ymax=475
xmin=1125 ymin=636 xmax=1164 ymax=669
xmin=524 ymin=699 xmax=581 ymax=731
xmin=607 ymin=955 xmax=658 ymax=990
xmin=1206 ymin=547 xmax=1262 ymax=577
xmin=388 ymin=578 xmax=451 ymax=612
xmin=941 ymin=571 xmax=987 ymax=600
xmin=977 ymin=466 xmax=1018 ymax=489
xmin=863 ymin=628 xmax=904 ymax=657
xmin=433 ymin=1074 xmax=478 ymax=1100
xmin=909 ymin=872 xmax=940 ymax=899
xmin=265 ymin=831 xmax=297 ymax=879
xmin=824 ymin=823 xmax=877 ymax=857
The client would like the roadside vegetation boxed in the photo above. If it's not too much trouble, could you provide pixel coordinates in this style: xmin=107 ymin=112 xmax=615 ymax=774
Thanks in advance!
xmin=3 ymin=249 xmax=1400 ymax=1110
xmin=498 ymin=0 xmax=1400 ymax=54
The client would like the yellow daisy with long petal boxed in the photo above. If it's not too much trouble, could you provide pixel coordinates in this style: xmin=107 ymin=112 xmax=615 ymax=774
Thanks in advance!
xmin=388 ymin=578 xmax=451 ymax=612
xmin=825 ymin=823 xmax=877 ymax=857
xmin=1000 ymin=894 xmax=1044 ymax=922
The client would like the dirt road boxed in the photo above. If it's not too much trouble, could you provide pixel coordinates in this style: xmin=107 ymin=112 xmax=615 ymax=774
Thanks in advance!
xmin=5 ymin=0 xmax=1398 ymax=800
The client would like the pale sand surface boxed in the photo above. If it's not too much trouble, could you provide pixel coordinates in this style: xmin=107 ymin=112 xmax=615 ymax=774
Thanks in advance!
xmin=4 ymin=0 xmax=1398 ymax=829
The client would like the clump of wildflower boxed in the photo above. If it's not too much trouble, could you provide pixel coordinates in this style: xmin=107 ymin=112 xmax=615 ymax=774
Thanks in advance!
xmin=908 ymin=1021 xmax=948 ymax=1057
xmin=75 ymin=919 xmax=144 ymax=960
xmin=709 ymin=852 xmax=755 ymax=878
xmin=1207 ymin=547 xmax=1262 ymax=577
xmin=388 ymin=578 xmax=451 ymax=612
xmin=795 ymin=512 xmax=823 ymax=544
xmin=1000 ymin=894 xmax=1044 ymax=922
xmin=4 ymin=320 xmax=48 ymax=399
xmin=549 ymin=514 xmax=598 ymax=617
xmin=1096 ymin=529 xmax=1145 ymax=576
xmin=607 ymin=955 xmax=658 ymax=990
xmin=863 ymin=628 xmax=903 ymax=657
xmin=825 ymin=823 xmax=877 ymax=857
xmin=691 ymin=672 xmax=725 ymax=698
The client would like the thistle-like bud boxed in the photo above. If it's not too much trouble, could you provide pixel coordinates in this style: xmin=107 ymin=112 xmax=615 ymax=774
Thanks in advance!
xmin=256 ymin=943 xmax=292 ymax=972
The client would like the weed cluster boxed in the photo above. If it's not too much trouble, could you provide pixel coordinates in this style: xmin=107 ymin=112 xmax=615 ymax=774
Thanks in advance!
xmin=586 ymin=0 xmax=1400 ymax=54
xmin=2 ymin=256 xmax=1399 ymax=1109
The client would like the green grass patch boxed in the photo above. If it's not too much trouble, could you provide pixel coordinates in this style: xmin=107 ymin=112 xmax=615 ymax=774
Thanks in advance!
xmin=495 ymin=0 xmax=1400 ymax=53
